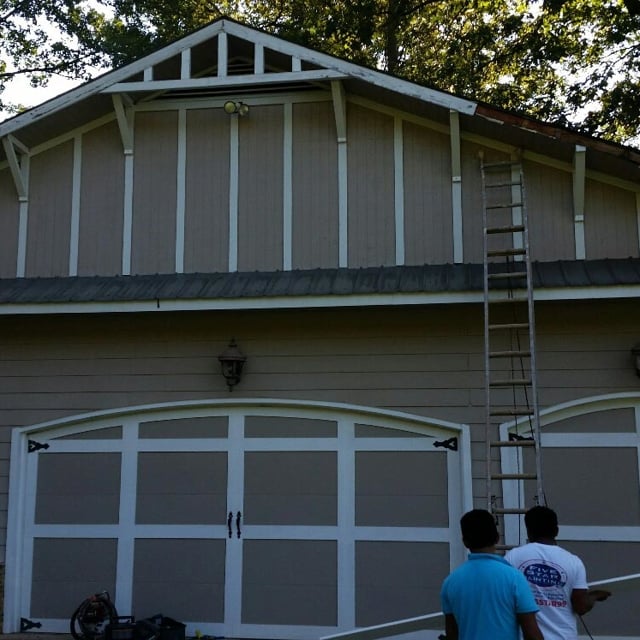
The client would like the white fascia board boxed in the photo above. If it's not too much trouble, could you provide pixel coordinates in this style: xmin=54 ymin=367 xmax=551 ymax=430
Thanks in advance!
xmin=220 ymin=20 xmax=477 ymax=115
xmin=0 ymin=284 xmax=639 ymax=316
xmin=0 ymin=22 xmax=226 ymax=139
xmin=102 ymin=69 xmax=349 ymax=93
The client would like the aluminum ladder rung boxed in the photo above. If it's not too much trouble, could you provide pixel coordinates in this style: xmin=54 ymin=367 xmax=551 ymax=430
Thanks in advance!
xmin=488 ymin=248 xmax=526 ymax=257
xmin=492 ymin=472 xmax=538 ymax=480
xmin=482 ymin=161 xmax=522 ymax=170
xmin=493 ymin=507 xmax=528 ymax=515
xmin=491 ymin=438 xmax=536 ymax=446
xmin=485 ymin=181 xmax=522 ymax=188
xmin=488 ymin=322 xmax=529 ymax=331
xmin=488 ymin=271 xmax=527 ymax=280
xmin=490 ymin=350 xmax=531 ymax=358
xmin=490 ymin=409 xmax=535 ymax=417
xmin=486 ymin=202 xmax=523 ymax=210
xmin=490 ymin=378 xmax=532 ymax=387
xmin=486 ymin=224 xmax=525 ymax=234
xmin=486 ymin=295 xmax=528 ymax=303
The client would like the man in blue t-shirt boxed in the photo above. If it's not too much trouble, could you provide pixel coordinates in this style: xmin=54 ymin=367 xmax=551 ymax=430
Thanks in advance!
xmin=441 ymin=509 xmax=543 ymax=640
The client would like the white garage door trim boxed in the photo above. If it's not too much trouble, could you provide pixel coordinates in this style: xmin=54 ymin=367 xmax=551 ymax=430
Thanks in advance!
xmin=5 ymin=398 xmax=472 ymax=636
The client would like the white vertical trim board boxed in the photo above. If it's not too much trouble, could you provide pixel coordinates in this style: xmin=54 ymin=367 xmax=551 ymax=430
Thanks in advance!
xmin=254 ymin=43 xmax=264 ymax=74
xmin=283 ymin=102 xmax=293 ymax=270
xmin=180 ymin=49 xmax=191 ymax=79
xmin=331 ymin=81 xmax=348 ymax=268
xmin=228 ymin=116 xmax=239 ymax=272
xmin=449 ymin=110 xmax=463 ymax=263
xmin=122 ymin=151 xmax=134 ymax=275
xmin=175 ymin=108 xmax=187 ymax=273
xmin=338 ymin=143 xmax=348 ymax=267
xmin=114 ymin=418 xmax=139 ymax=614
xmin=218 ymin=32 xmax=228 ymax=77
xmin=16 ymin=155 xmax=30 ymax=277
xmin=337 ymin=420 xmax=356 ymax=631
xmin=573 ymin=144 xmax=586 ymax=260
xmin=69 ymin=134 xmax=82 ymax=276
xmin=394 ymin=117 xmax=405 ymax=266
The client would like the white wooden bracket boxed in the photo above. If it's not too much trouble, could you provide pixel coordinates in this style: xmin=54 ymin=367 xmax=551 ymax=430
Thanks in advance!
xmin=573 ymin=144 xmax=586 ymax=259
xmin=112 ymin=94 xmax=134 ymax=155
xmin=331 ymin=80 xmax=347 ymax=143
xmin=1 ymin=134 xmax=29 ymax=201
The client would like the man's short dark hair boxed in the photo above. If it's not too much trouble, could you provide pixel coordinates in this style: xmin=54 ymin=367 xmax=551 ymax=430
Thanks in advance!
xmin=525 ymin=505 xmax=559 ymax=541
xmin=460 ymin=509 xmax=499 ymax=550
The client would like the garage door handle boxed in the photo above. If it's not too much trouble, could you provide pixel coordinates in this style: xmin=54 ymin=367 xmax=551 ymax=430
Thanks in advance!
xmin=235 ymin=511 xmax=242 ymax=538
xmin=227 ymin=511 xmax=233 ymax=538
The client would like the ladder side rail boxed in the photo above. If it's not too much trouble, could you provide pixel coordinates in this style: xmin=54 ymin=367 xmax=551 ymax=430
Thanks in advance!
xmin=480 ymin=158 xmax=493 ymax=512
xmin=518 ymin=166 xmax=544 ymax=503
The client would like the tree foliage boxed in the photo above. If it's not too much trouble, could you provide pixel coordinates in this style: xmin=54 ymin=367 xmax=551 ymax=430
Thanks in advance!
xmin=2 ymin=0 xmax=640 ymax=146
xmin=0 ymin=0 xmax=111 ymax=113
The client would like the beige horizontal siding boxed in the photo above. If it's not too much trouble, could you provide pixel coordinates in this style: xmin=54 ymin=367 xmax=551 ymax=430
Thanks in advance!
xmin=1 ymin=299 xmax=640 ymax=556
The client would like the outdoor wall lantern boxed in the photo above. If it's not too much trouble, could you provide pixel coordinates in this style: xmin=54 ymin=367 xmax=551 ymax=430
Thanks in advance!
xmin=632 ymin=344 xmax=640 ymax=377
xmin=223 ymin=100 xmax=249 ymax=116
xmin=218 ymin=339 xmax=247 ymax=390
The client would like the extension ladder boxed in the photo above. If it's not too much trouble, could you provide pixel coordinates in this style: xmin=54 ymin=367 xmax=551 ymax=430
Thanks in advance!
xmin=480 ymin=155 xmax=544 ymax=543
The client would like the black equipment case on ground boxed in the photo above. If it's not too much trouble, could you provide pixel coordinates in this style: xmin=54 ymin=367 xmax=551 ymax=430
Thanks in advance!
xmin=106 ymin=617 xmax=137 ymax=640
xmin=135 ymin=615 xmax=186 ymax=640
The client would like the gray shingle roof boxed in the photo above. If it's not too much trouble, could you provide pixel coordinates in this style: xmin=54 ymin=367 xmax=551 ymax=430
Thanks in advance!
xmin=0 ymin=259 xmax=639 ymax=306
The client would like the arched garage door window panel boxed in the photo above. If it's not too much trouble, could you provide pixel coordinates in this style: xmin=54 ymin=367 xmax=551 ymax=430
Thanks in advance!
xmin=500 ymin=394 xmax=640 ymax=639
xmin=7 ymin=401 xmax=470 ymax=640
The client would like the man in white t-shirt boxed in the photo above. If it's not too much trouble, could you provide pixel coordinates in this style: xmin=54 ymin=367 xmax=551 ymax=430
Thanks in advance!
xmin=505 ymin=506 xmax=611 ymax=640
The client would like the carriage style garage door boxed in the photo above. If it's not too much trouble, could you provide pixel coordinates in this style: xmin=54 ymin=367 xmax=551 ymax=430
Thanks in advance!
xmin=6 ymin=401 xmax=470 ymax=640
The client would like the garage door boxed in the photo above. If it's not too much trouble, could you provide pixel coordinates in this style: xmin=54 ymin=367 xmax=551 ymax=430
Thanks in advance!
xmin=6 ymin=401 xmax=470 ymax=640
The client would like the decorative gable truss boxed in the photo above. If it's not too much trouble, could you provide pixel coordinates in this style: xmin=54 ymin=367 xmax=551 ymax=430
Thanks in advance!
xmin=0 ymin=18 xmax=476 ymax=176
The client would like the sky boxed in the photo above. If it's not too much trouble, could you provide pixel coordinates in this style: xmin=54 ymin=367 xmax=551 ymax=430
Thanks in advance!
xmin=1 ymin=76 xmax=85 ymax=122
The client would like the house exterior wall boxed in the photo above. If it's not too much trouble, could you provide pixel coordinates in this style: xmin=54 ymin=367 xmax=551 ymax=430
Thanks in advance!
xmin=25 ymin=141 xmax=74 ymax=277
xmin=2 ymin=96 xmax=638 ymax=280
xmin=2 ymin=299 xmax=640 ymax=545
xmin=0 ymin=169 xmax=19 ymax=278
xmin=78 ymin=121 xmax=125 ymax=275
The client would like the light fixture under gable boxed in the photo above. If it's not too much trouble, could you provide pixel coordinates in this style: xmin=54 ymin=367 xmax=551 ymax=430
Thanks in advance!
xmin=223 ymin=100 xmax=249 ymax=116
xmin=218 ymin=338 xmax=247 ymax=390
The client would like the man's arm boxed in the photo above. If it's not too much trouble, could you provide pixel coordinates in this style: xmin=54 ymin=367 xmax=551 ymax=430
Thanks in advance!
xmin=443 ymin=613 xmax=458 ymax=640
xmin=571 ymin=588 xmax=612 ymax=616
xmin=517 ymin=612 xmax=544 ymax=640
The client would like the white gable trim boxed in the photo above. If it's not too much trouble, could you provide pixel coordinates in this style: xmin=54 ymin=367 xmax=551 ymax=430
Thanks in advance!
xmin=219 ymin=20 xmax=476 ymax=115
xmin=0 ymin=19 xmax=475 ymax=141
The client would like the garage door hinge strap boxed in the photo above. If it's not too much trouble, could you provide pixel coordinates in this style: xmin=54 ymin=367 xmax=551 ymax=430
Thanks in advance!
xmin=434 ymin=437 xmax=458 ymax=451
xmin=21 ymin=618 xmax=42 ymax=632
xmin=28 ymin=439 xmax=50 ymax=453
